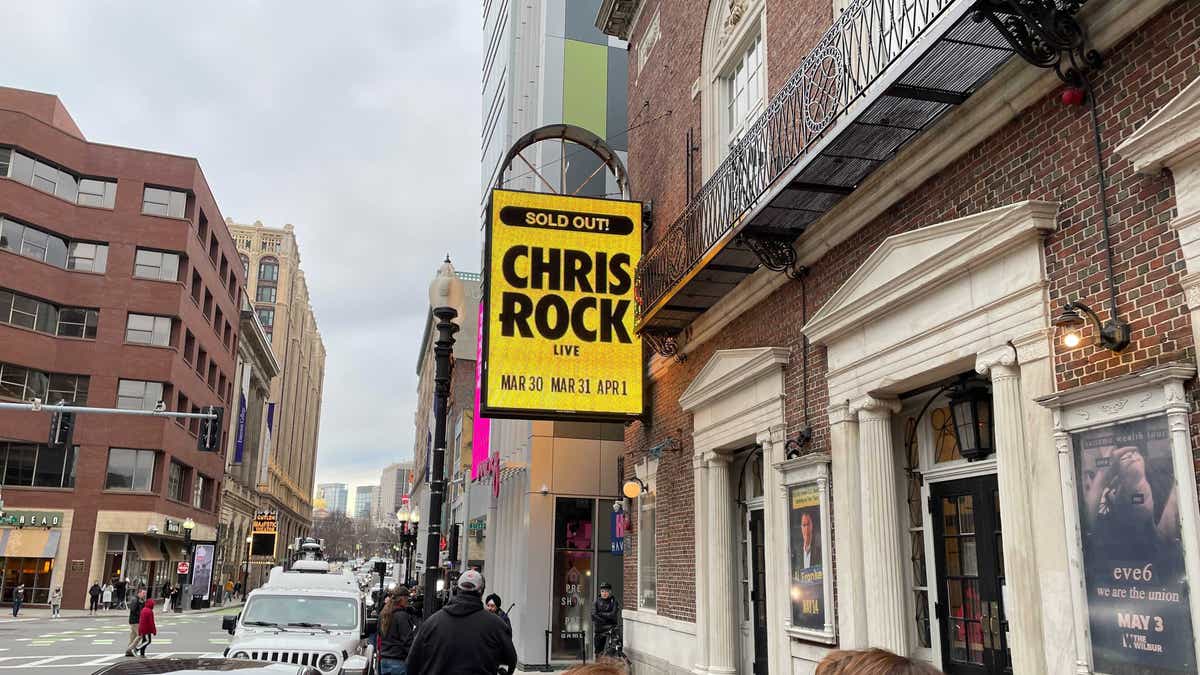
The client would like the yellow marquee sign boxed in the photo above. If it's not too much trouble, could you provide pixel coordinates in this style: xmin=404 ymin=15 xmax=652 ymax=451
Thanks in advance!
xmin=482 ymin=189 xmax=643 ymax=420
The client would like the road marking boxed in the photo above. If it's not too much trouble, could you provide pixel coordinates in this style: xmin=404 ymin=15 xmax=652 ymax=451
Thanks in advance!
xmin=15 ymin=656 xmax=72 ymax=667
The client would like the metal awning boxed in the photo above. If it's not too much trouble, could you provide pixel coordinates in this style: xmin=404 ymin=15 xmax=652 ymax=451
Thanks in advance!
xmin=0 ymin=529 xmax=60 ymax=558
xmin=636 ymin=0 xmax=1027 ymax=335
xmin=132 ymin=535 xmax=164 ymax=562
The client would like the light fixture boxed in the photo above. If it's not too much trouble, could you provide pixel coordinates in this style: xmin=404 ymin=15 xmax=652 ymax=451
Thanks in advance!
xmin=647 ymin=438 xmax=681 ymax=460
xmin=948 ymin=378 xmax=995 ymax=463
xmin=1053 ymin=301 xmax=1129 ymax=352
xmin=622 ymin=477 xmax=647 ymax=499
xmin=427 ymin=255 xmax=467 ymax=326
xmin=182 ymin=518 xmax=195 ymax=531
xmin=246 ymin=535 xmax=253 ymax=544
xmin=411 ymin=511 xmax=420 ymax=524
xmin=396 ymin=509 xmax=408 ymax=523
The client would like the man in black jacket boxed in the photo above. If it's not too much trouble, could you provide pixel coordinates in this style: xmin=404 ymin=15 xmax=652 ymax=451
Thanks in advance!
xmin=124 ymin=589 xmax=146 ymax=657
xmin=591 ymin=581 xmax=620 ymax=656
xmin=406 ymin=570 xmax=516 ymax=675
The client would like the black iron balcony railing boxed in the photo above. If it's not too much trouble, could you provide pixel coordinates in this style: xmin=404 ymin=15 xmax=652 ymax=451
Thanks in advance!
xmin=635 ymin=0 xmax=1018 ymax=330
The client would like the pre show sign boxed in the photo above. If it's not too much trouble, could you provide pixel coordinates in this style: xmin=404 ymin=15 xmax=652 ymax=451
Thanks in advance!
xmin=1072 ymin=415 xmax=1195 ymax=674
xmin=482 ymin=189 xmax=643 ymax=421
xmin=789 ymin=483 xmax=824 ymax=630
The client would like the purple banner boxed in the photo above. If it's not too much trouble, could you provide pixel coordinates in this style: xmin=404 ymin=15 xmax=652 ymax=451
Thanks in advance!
xmin=234 ymin=392 xmax=247 ymax=463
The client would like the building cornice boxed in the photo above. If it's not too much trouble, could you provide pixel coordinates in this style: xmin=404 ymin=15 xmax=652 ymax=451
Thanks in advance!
xmin=596 ymin=0 xmax=642 ymax=39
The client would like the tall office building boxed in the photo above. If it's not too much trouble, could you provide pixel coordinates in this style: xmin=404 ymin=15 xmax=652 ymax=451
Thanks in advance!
xmin=0 ymin=87 xmax=240 ymax=608
xmin=226 ymin=220 xmax=326 ymax=555
xmin=376 ymin=461 xmax=414 ymax=526
xmin=316 ymin=483 xmax=348 ymax=514
xmin=354 ymin=485 xmax=377 ymax=523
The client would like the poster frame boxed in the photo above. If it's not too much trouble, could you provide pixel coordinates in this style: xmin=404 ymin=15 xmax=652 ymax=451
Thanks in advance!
xmin=1039 ymin=364 xmax=1200 ymax=674
xmin=776 ymin=452 xmax=836 ymax=644
xmin=480 ymin=187 xmax=645 ymax=423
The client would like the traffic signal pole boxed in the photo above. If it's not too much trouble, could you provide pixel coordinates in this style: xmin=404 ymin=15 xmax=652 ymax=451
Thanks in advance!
xmin=0 ymin=400 xmax=219 ymax=419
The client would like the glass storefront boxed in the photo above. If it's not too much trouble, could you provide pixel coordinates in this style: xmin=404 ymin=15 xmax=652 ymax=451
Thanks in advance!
xmin=550 ymin=497 xmax=626 ymax=661
xmin=0 ymin=557 xmax=53 ymax=604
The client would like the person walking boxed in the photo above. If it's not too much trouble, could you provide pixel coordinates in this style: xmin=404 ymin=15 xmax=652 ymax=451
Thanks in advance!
xmin=10 ymin=584 xmax=24 ymax=617
xmin=169 ymin=584 xmax=180 ymax=613
xmin=101 ymin=581 xmax=114 ymax=611
xmin=224 ymin=579 xmax=234 ymax=605
xmin=125 ymin=589 xmax=147 ymax=657
xmin=115 ymin=578 xmax=128 ymax=610
xmin=159 ymin=581 xmax=171 ymax=606
xmin=405 ymin=570 xmax=516 ymax=675
xmin=49 ymin=587 xmax=62 ymax=618
xmin=88 ymin=581 xmax=102 ymax=615
xmin=591 ymin=581 xmax=620 ymax=656
xmin=379 ymin=587 xmax=420 ymax=675
xmin=484 ymin=593 xmax=511 ymax=635
xmin=135 ymin=598 xmax=157 ymax=657
xmin=233 ymin=581 xmax=242 ymax=601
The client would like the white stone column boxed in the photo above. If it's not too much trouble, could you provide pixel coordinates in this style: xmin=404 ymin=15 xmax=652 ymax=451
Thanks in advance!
xmin=854 ymin=395 xmax=908 ymax=654
xmin=976 ymin=345 xmax=1047 ymax=675
xmin=692 ymin=453 xmax=710 ymax=675
xmin=1163 ymin=379 xmax=1200 ymax=672
xmin=706 ymin=452 xmax=738 ymax=674
xmin=828 ymin=401 xmax=867 ymax=648
xmin=758 ymin=425 xmax=790 ymax=675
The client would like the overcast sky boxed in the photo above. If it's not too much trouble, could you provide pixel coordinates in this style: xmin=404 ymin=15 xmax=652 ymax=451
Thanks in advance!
xmin=1 ymin=2 xmax=482 ymax=501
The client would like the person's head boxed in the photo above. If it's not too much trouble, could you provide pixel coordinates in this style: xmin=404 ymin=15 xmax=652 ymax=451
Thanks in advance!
xmin=393 ymin=586 xmax=411 ymax=608
xmin=599 ymin=581 xmax=612 ymax=599
xmin=815 ymin=649 xmax=944 ymax=675
xmin=485 ymin=593 xmax=502 ymax=613
xmin=137 ymin=589 xmax=147 ymax=600
xmin=801 ymin=512 xmax=815 ymax=548
xmin=457 ymin=569 xmax=485 ymax=596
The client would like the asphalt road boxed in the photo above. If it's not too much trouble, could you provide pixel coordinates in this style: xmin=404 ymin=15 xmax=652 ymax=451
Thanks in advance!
xmin=0 ymin=607 xmax=237 ymax=673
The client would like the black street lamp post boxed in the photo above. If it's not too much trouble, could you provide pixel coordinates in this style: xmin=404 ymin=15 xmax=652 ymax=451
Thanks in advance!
xmin=423 ymin=258 xmax=464 ymax=619
xmin=180 ymin=517 xmax=195 ymax=613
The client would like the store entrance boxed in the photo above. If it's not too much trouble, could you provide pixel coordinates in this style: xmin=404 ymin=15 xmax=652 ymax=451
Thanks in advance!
xmin=930 ymin=475 xmax=1011 ymax=675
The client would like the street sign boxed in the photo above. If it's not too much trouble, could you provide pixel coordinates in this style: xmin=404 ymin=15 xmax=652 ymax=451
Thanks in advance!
xmin=177 ymin=561 xmax=190 ymax=575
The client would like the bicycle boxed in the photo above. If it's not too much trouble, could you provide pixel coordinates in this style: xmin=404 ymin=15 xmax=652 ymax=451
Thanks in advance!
xmin=596 ymin=625 xmax=632 ymax=670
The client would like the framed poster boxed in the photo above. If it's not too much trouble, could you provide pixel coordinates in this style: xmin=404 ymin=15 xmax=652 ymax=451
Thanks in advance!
xmin=1072 ymin=415 xmax=1195 ymax=673
xmin=778 ymin=452 xmax=835 ymax=643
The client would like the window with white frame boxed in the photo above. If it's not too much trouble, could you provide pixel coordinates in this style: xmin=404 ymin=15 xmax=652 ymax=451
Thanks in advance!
xmin=105 ymin=448 xmax=155 ymax=491
xmin=723 ymin=33 xmax=764 ymax=148
xmin=636 ymin=458 xmax=659 ymax=611
xmin=133 ymin=249 xmax=181 ymax=281
xmin=167 ymin=460 xmax=187 ymax=501
xmin=142 ymin=186 xmax=187 ymax=219
xmin=125 ymin=313 xmax=172 ymax=347
xmin=117 ymin=379 xmax=164 ymax=411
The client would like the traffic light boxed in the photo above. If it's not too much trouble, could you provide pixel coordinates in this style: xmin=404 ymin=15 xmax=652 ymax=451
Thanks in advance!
xmin=197 ymin=406 xmax=224 ymax=451
xmin=48 ymin=409 xmax=75 ymax=449
xmin=447 ymin=523 xmax=460 ymax=562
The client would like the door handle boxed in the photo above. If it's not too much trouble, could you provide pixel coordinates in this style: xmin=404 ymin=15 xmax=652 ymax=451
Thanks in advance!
xmin=989 ymin=601 xmax=1002 ymax=647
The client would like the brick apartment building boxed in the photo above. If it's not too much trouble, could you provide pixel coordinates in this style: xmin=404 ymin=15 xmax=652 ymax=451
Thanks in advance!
xmin=0 ymin=87 xmax=242 ymax=609
xmin=598 ymin=0 xmax=1200 ymax=673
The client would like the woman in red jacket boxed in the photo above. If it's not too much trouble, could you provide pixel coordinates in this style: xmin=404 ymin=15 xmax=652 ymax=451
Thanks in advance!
xmin=136 ymin=598 xmax=157 ymax=657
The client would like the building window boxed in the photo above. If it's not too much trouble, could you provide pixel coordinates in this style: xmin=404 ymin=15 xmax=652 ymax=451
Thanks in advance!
xmin=167 ymin=461 xmax=187 ymax=501
xmin=193 ymin=474 xmax=208 ymax=509
xmin=0 ymin=216 xmax=108 ymax=272
xmin=67 ymin=242 xmax=108 ymax=273
xmin=55 ymin=307 xmax=99 ymax=339
xmin=105 ymin=448 xmax=155 ymax=492
xmin=239 ymin=254 xmax=249 ymax=273
xmin=133 ymin=249 xmax=181 ymax=281
xmin=639 ymin=487 xmax=657 ymax=611
xmin=77 ymin=178 xmax=118 ymax=209
xmin=256 ymin=306 xmax=274 ymax=329
xmin=117 ymin=380 xmax=164 ymax=411
xmin=0 ymin=148 xmax=115 ymax=208
xmin=125 ymin=313 xmax=172 ymax=347
xmin=903 ymin=417 xmax=933 ymax=649
xmin=723 ymin=33 xmax=764 ymax=146
xmin=0 ymin=362 xmax=88 ymax=404
xmin=256 ymin=285 xmax=276 ymax=303
xmin=0 ymin=442 xmax=76 ymax=488
xmin=141 ymin=186 xmax=187 ymax=219
xmin=258 ymin=258 xmax=279 ymax=283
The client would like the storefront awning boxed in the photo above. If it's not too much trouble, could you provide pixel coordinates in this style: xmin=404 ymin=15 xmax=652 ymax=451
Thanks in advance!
xmin=131 ymin=536 xmax=164 ymax=562
xmin=164 ymin=541 xmax=187 ymax=562
xmin=0 ymin=529 xmax=60 ymax=558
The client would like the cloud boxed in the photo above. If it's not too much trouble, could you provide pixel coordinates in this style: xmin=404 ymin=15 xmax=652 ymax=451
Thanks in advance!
xmin=1 ymin=1 xmax=481 ymax=490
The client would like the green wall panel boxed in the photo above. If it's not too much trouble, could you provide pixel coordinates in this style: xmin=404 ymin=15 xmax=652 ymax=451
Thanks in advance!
xmin=563 ymin=39 xmax=608 ymax=136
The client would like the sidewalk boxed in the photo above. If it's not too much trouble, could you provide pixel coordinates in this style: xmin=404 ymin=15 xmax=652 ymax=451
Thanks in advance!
xmin=5 ymin=601 xmax=243 ymax=620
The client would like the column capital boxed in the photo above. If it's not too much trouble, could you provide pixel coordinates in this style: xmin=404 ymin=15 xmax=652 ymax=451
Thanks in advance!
xmin=705 ymin=451 xmax=733 ymax=466
xmin=976 ymin=344 xmax=1019 ymax=378
xmin=756 ymin=425 xmax=786 ymax=446
xmin=827 ymin=401 xmax=854 ymax=426
xmin=1012 ymin=329 xmax=1052 ymax=364
xmin=852 ymin=396 xmax=901 ymax=421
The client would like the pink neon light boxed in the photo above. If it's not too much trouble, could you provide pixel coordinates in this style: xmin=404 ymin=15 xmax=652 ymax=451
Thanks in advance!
xmin=471 ymin=302 xmax=491 ymax=479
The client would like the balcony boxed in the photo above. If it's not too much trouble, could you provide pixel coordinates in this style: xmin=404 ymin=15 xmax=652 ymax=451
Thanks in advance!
xmin=635 ymin=0 xmax=1038 ymax=336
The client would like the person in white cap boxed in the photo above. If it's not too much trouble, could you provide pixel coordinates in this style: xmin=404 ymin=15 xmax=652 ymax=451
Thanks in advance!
xmin=406 ymin=570 xmax=517 ymax=675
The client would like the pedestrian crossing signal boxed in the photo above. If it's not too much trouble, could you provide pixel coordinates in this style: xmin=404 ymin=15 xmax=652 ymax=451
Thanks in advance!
xmin=48 ymin=410 xmax=74 ymax=449
xmin=197 ymin=406 xmax=224 ymax=451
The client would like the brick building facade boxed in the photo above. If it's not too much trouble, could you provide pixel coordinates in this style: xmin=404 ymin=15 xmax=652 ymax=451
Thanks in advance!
xmin=599 ymin=0 xmax=1200 ymax=673
xmin=0 ymin=87 xmax=242 ymax=609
